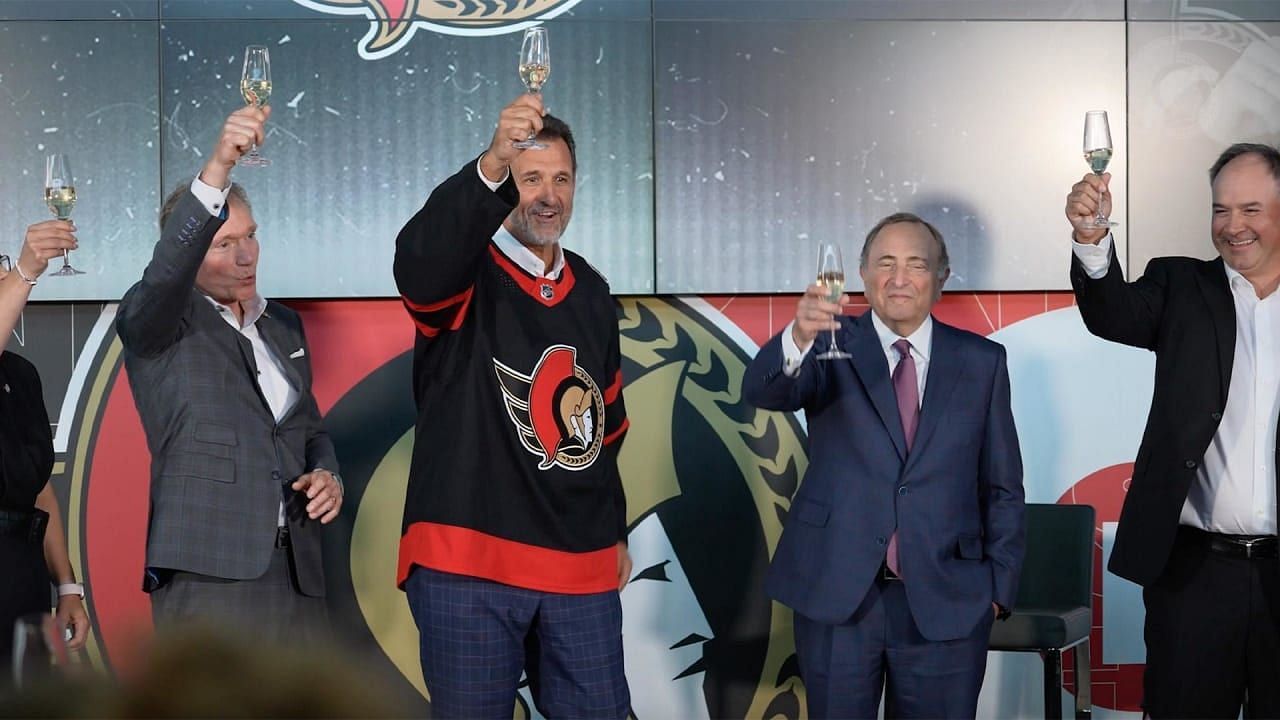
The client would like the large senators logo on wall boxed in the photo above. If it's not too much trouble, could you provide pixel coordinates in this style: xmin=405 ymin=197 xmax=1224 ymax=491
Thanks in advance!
xmin=58 ymin=297 xmax=808 ymax=719
xmin=293 ymin=0 xmax=585 ymax=59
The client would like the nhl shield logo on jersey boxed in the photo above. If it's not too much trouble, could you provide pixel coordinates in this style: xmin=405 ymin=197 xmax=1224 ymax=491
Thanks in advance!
xmin=494 ymin=344 xmax=605 ymax=471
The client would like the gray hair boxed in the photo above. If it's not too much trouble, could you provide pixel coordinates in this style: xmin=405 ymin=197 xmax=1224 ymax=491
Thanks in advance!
xmin=859 ymin=212 xmax=950 ymax=279
xmin=159 ymin=180 xmax=252 ymax=230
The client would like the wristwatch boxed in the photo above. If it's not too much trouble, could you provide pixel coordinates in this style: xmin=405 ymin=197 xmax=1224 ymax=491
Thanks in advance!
xmin=319 ymin=468 xmax=343 ymax=493
xmin=56 ymin=582 xmax=85 ymax=598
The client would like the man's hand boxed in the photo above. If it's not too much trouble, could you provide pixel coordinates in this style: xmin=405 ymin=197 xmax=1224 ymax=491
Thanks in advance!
xmin=792 ymin=283 xmax=847 ymax=349
xmin=55 ymin=594 xmax=89 ymax=650
xmin=16 ymin=220 xmax=78 ymax=279
xmin=479 ymin=94 xmax=546 ymax=184
xmin=616 ymin=541 xmax=632 ymax=592
xmin=292 ymin=470 xmax=343 ymax=523
xmin=199 ymin=105 xmax=271 ymax=190
xmin=1065 ymin=172 xmax=1111 ymax=245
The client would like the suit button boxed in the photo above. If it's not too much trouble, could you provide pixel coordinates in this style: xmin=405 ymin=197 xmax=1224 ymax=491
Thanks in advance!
xmin=272 ymin=470 xmax=283 ymax=482
xmin=876 ymin=536 xmax=887 ymax=545
xmin=1211 ymin=412 xmax=1222 ymax=421
xmin=1185 ymin=460 xmax=1197 ymax=469
xmin=898 ymin=486 xmax=908 ymax=496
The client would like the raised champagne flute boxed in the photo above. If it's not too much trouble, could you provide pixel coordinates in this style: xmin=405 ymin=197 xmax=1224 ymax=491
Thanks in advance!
xmin=513 ymin=26 xmax=549 ymax=150
xmin=1082 ymin=110 xmax=1117 ymax=228
xmin=240 ymin=45 xmax=272 ymax=167
xmin=44 ymin=153 xmax=83 ymax=276
xmin=815 ymin=243 xmax=851 ymax=360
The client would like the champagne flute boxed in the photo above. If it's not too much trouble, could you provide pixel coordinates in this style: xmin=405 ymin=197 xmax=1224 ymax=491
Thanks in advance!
xmin=44 ymin=153 xmax=83 ymax=277
xmin=1082 ymin=110 xmax=1117 ymax=228
xmin=513 ymin=26 xmax=549 ymax=150
xmin=12 ymin=612 xmax=69 ymax=688
xmin=240 ymin=45 xmax=272 ymax=167
xmin=815 ymin=243 xmax=851 ymax=360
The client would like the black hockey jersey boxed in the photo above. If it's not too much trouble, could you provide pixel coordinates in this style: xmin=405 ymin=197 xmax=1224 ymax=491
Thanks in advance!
xmin=393 ymin=157 xmax=628 ymax=594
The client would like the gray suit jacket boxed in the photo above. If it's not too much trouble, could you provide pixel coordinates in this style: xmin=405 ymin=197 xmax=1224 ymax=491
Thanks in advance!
xmin=117 ymin=189 xmax=337 ymax=596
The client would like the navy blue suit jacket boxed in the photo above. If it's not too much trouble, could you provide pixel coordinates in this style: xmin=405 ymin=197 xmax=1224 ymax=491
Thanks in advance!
xmin=743 ymin=311 xmax=1025 ymax=641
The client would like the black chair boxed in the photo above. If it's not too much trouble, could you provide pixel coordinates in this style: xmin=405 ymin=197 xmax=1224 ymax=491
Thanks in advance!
xmin=989 ymin=502 xmax=1096 ymax=719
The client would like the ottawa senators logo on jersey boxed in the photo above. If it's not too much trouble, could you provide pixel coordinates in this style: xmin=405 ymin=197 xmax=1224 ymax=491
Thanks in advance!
xmin=494 ymin=344 xmax=605 ymax=471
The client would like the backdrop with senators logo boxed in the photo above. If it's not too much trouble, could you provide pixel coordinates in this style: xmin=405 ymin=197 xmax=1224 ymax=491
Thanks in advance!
xmin=4 ymin=0 xmax=1280 ymax=716
xmin=15 ymin=292 xmax=1154 ymax=718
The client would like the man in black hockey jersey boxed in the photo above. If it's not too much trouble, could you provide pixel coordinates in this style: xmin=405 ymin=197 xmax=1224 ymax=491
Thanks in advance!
xmin=393 ymin=93 xmax=631 ymax=720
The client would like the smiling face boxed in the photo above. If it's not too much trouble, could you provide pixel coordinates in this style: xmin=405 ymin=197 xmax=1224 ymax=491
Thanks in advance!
xmin=859 ymin=220 xmax=949 ymax=337
xmin=195 ymin=196 xmax=259 ymax=310
xmin=502 ymin=137 xmax=576 ymax=250
xmin=1211 ymin=153 xmax=1280 ymax=291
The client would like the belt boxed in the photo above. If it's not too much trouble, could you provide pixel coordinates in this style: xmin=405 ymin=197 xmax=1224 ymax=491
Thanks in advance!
xmin=275 ymin=525 xmax=291 ymax=549
xmin=1180 ymin=526 xmax=1279 ymax=560
xmin=880 ymin=563 xmax=902 ymax=581
xmin=0 ymin=508 xmax=49 ymax=543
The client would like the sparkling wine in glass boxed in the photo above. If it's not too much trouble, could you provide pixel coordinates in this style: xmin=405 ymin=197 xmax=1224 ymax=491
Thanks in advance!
xmin=240 ymin=45 xmax=272 ymax=167
xmin=513 ymin=26 xmax=549 ymax=150
xmin=44 ymin=153 xmax=83 ymax=277
xmin=815 ymin=243 xmax=851 ymax=360
xmin=1082 ymin=110 xmax=1117 ymax=228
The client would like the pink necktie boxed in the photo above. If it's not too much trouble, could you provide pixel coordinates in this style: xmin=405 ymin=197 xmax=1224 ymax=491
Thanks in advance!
xmin=887 ymin=339 xmax=918 ymax=577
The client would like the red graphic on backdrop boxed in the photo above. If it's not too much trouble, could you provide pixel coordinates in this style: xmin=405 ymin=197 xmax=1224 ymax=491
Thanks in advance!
xmin=1058 ymin=463 xmax=1144 ymax=712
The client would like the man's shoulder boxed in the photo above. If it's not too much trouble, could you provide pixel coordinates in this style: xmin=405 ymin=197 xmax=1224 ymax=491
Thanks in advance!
xmin=565 ymin=250 xmax=611 ymax=291
xmin=264 ymin=298 xmax=299 ymax=322
xmin=934 ymin=319 xmax=1006 ymax=360
xmin=1144 ymin=255 xmax=1219 ymax=276
xmin=0 ymin=350 xmax=38 ymax=380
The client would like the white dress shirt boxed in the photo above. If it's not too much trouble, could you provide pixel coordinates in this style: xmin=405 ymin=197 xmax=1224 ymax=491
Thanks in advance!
xmin=1073 ymin=234 xmax=1279 ymax=534
xmin=192 ymin=177 xmax=299 ymax=526
xmin=781 ymin=313 xmax=933 ymax=405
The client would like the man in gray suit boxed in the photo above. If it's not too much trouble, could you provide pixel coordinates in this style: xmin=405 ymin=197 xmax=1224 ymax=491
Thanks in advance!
xmin=117 ymin=105 xmax=343 ymax=643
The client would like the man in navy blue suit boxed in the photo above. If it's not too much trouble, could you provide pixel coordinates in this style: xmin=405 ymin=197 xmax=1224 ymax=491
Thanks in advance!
xmin=743 ymin=212 xmax=1026 ymax=719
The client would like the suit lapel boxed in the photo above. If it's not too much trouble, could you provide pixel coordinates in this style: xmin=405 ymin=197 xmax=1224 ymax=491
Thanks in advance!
xmin=255 ymin=304 xmax=305 ymax=421
xmin=195 ymin=291 xmax=266 ymax=403
xmin=847 ymin=313 xmax=908 ymax=461
xmin=905 ymin=319 xmax=964 ymax=472
xmin=1195 ymin=258 xmax=1235 ymax=406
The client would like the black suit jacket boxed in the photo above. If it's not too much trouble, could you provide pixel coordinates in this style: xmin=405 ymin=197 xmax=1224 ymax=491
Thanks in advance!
xmin=1070 ymin=247 xmax=1263 ymax=587
xmin=117 ymin=190 xmax=337 ymax=595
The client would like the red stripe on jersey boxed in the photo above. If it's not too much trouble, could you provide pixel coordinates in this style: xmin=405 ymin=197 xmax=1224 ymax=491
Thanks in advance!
xmin=604 ymin=369 xmax=623 ymax=405
xmin=603 ymin=417 xmax=629 ymax=446
xmin=488 ymin=245 xmax=576 ymax=308
xmin=450 ymin=290 xmax=473 ymax=330
xmin=397 ymin=521 xmax=618 ymax=594
xmin=402 ymin=287 xmax=473 ymax=313
xmin=408 ymin=314 xmax=441 ymax=337
xmin=401 ymin=287 xmax=474 ymax=337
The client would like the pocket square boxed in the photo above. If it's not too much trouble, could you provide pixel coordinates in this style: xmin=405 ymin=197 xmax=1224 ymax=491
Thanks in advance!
xmin=289 ymin=348 xmax=306 ymax=359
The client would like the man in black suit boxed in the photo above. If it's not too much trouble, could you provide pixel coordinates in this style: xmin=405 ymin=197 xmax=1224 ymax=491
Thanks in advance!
xmin=117 ymin=105 xmax=343 ymax=643
xmin=1067 ymin=143 xmax=1280 ymax=717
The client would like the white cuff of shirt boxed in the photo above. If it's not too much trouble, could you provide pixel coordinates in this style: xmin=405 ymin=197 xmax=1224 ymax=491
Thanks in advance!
xmin=1072 ymin=232 xmax=1113 ymax=280
xmin=781 ymin=320 xmax=813 ymax=377
xmin=190 ymin=176 xmax=232 ymax=218
xmin=477 ymin=156 xmax=509 ymax=192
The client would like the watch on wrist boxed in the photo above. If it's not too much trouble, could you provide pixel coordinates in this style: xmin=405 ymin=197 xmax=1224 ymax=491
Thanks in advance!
xmin=56 ymin=582 xmax=85 ymax=598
